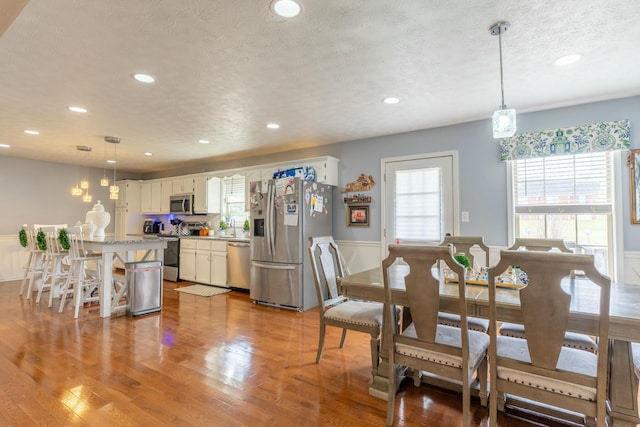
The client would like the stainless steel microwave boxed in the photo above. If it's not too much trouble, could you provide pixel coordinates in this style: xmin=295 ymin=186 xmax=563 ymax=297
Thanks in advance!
xmin=170 ymin=194 xmax=194 ymax=215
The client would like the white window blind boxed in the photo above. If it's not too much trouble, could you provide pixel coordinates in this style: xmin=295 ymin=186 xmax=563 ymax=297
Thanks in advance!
xmin=394 ymin=168 xmax=441 ymax=242
xmin=512 ymin=151 xmax=613 ymax=275
xmin=223 ymin=175 xmax=247 ymax=226
xmin=514 ymin=152 xmax=612 ymax=212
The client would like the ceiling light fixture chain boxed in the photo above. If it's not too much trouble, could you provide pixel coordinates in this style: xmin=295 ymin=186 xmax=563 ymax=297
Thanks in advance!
xmin=490 ymin=21 xmax=517 ymax=139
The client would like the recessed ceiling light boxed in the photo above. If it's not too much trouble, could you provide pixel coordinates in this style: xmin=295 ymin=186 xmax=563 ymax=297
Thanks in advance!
xmin=24 ymin=129 xmax=40 ymax=135
xmin=107 ymin=159 xmax=116 ymax=164
xmin=383 ymin=97 xmax=400 ymax=104
xmin=0 ymin=144 xmax=10 ymax=148
xmin=68 ymin=106 xmax=87 ymax=113
xmin=271 ymin=0 xmax=301 ymax=18
xmin=133 ymin=73 xmax=156 ymax=83
xmin=144 ymin=152 xmax=152 ymax=156
xmin=554 ymin=54 xmax=582 ymax=66
xmin=198 ymin=139 xmax=210 ymax=144
xmin=266 ymin=123 xmax=280 ymax=129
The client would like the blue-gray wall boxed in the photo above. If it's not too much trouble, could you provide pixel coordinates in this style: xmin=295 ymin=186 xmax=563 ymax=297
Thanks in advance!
xmin=2 ymin=95 xmax=638 ymax=250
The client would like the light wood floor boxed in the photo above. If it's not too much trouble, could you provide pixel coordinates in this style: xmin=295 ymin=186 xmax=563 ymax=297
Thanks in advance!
xmin=0 ymin=278 xmax=565 ymax=426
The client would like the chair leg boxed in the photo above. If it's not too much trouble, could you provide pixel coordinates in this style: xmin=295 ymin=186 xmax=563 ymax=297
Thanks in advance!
xmin=19 ymin=251 xmax=34 ymax=296
xmin=339 ymin=328 xmax=348 ymax=348
xmin=35 ymin=258 xmax=51 ymax=303
xmin=478 ymin=357 xmax=488 ymax=407
xmin=369 ymin=335 xmax=380 ymax=377
xmin=462 ymin=380 xmax=470 ymax=427
xmin=316 ymin=321 xmax=326 ymax=364
xmin=386 ymin=362 xmax=396 ymax=426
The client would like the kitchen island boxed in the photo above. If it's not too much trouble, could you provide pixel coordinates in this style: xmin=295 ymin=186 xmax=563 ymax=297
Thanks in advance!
xmin=83 ymin=235 xmax=166 ymax=318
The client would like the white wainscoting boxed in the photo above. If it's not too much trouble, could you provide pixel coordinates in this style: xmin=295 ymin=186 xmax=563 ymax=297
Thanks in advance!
xmin=0 ymin=235 xmax=29 ymax=282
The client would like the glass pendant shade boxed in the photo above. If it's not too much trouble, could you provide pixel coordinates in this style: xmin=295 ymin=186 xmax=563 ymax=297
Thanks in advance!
xmin=109 ymin=184 xmax=120 ymax=193
xmin=109 ymin=191 xmax=119 ymax=200
xmin=100 ymin=176 xmax=109 ymax=186
xmin=492 ymin=108 xmax=517 ymax=138
xmin=80 ymin=178 xmax=89 ymax=189
xmin=83 ymin=192 xmax=92 ymax=203
xmin=71 ymin=185 xmax=83 ymax=196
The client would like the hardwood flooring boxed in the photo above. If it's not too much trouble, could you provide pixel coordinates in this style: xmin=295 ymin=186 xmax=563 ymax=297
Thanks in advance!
xmin=0 ymin=279 xmax=566 ymax=426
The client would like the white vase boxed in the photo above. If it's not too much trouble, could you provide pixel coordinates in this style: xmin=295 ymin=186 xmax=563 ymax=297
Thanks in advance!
xmin=86 ymin=200 xmax=110 ymax=238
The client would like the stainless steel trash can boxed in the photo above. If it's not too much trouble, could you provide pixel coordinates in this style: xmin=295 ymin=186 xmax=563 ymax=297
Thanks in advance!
xmin=125 ymin=260 xmax=162 ymax=317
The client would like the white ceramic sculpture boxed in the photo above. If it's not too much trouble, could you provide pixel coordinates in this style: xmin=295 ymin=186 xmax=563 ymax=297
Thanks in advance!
xmin=86 ymin=200 xmax=110 ymax=238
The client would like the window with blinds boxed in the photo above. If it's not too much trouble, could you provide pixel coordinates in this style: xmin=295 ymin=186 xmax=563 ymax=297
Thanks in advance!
xmin=223 ymin=175 xmax=247 ymax=227
xmin=395 ymin=167 xmax=442 ymax=243
xmin=512 ymin=151 xmax=613 ymax=274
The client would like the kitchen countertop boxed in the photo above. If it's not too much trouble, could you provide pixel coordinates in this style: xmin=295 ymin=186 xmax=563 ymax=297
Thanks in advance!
xmin=180 ymin=235 xmax=250 ymax=243
xmin=132 ymin=233 xmax=249 ymax=243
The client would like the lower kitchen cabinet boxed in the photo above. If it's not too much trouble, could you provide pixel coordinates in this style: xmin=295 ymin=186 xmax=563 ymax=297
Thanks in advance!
xmin=179 ymin=240 xmax=196 ymax=281
xmin=179 ymin=239 xmax=227 ymax=286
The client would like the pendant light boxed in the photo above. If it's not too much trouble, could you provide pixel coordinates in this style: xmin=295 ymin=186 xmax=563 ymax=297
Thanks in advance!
xmin=490 ymin=21 xmax=516 ymax=139
xmin=100 ymin=138 xmax=109 ymax=187
xmin=105 ymin=136 xmax=120 ymax=200
xmin=71 ymin=146 xmax=83 ymax=196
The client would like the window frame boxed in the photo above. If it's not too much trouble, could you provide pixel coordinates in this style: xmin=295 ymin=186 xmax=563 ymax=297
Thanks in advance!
xmin=506 ymin=151 xmax=623 ymax=282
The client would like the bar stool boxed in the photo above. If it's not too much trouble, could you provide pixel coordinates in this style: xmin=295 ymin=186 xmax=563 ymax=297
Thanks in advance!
xmin=58 ymin=226 xmax=102 ymax=318
xmin=21 ymin=226 xmax=47 ymax=300
xmin=36 ymin=226 xmax=70 ymax=307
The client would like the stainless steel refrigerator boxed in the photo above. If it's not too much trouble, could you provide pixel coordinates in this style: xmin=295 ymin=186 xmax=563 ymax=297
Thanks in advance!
xmin=250 ymin=177 xmax=332 ymax=311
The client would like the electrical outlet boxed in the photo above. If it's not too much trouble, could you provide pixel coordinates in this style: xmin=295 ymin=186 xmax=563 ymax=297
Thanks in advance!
xmin=461 ymin=211 xmax=469 ymax=222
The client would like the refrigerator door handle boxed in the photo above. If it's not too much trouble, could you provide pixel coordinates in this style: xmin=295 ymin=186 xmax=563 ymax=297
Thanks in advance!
xmin=267 ymin=182 xmax=275 ymax=257
xmin=252 ymin=261 xmax=295 ymax=270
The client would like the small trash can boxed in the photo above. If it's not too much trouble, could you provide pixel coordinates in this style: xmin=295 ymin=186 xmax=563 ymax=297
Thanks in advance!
xmin=125 ymin=260 xmax=163 ymax=317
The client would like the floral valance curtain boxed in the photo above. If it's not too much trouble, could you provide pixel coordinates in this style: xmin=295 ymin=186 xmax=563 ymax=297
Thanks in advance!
xmin=499 ymin=119 xmax=630 ymax=161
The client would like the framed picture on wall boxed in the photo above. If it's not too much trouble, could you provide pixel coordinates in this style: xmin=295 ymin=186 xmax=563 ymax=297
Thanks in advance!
xmin=347 ymin=205 xmax=369 ymax=226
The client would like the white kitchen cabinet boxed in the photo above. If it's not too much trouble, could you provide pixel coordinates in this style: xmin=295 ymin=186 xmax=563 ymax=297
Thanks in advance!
xmin=210 ymin=240 xmax=227 ymax=287
xmin=141 ymin=182 xmax=152 ymax=213
xmin=179 ymin=239 xmax=197 ymax=281
xmin=172 ymin=177 xmax=194 ymax=195
xmin=150 ymin=181 xmax=162 ymax=212
xmin=141 ymin=181 xmax=163 ymax=213
xmin=193 ymin=176 xmax=221 ymax=214
xmin=180 ymin=239 xmax=227 ymax=286
xmin=160 ymin=180 xmax=172 ymax=213
xmin=260 ymin=156 xmax=340 ymax=186
xmin=116 ymin=180 xmax=141 ymax=210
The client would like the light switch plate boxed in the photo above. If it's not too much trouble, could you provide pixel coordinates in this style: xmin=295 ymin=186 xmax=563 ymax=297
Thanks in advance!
xmin=461 ymin=211 xmax=469 ymax=222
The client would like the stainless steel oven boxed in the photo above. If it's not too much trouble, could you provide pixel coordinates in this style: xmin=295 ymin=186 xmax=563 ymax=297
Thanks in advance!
xmin=160 ymin=236 xmax=180 ymax=281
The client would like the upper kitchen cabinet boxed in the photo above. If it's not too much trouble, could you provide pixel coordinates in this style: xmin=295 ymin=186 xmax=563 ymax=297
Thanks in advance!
xmin=115 ymin=180 xmax=141 ymax=210
xmin=262 ymin=156 xmax=340 ymax=186
xmin=193 ymin=176 xmax=221 ymax=214
xmin=161 ymin=180 xmax=172 ymax=213
xmin=141 ymin=181 xmax=163 ymax=213
xmin=172 ymin=177 xmax=194 ymax=195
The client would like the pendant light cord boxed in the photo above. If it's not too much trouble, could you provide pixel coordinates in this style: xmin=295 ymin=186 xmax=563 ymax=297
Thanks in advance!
xmin=498 ymin=30 xmax=506 ymax=109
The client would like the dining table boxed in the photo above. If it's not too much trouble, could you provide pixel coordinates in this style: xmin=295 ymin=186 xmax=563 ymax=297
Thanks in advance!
xmin=339 ymin=265 xmax=640 ymax=427
xmin=83 ymin=235 xmax=166 ymax=318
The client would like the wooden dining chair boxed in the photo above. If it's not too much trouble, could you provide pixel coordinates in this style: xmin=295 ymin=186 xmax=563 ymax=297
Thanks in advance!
xmin=487 ymin=250 xmax=610 ymax=427
xmin=308 ymin=236 xmax=384 ymax=377
xmin=500 ymin=238 xmax=598 ymax=354
xmin=438 ymin=235 xmax=490 ymax=333
xmin=382 ymin=244 xmax=489 ymax=427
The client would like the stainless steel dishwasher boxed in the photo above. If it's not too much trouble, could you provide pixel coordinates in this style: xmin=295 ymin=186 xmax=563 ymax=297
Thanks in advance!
xmin=227 ymin=241 xmax=251 ymax=290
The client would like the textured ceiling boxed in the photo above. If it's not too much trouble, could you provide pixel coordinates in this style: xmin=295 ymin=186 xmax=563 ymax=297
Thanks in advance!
xmin=0 ymin=0 xmax=639 ymax=173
